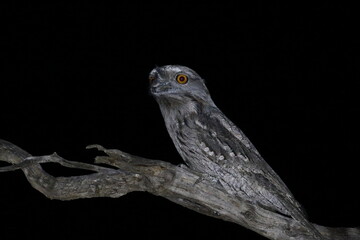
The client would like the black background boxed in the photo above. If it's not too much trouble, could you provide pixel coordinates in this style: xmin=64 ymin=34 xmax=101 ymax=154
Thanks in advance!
xmin=1 ymin=2 xmax=359 ymax=239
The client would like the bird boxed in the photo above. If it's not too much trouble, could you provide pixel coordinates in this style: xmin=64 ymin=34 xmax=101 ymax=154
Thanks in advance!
xmin=149 ymin=65 xmax=323 ymax=239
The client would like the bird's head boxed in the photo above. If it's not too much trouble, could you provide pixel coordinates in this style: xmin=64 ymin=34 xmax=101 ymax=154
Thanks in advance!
xmin=149 ymin=65 xmax=213 ymax=105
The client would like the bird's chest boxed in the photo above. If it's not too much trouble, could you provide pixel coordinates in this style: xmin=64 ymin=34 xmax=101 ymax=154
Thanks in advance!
xmin=166 ymin=115 xmax=200 ymax=156
xmin=165 ymin=115 xmax=223 ymax=172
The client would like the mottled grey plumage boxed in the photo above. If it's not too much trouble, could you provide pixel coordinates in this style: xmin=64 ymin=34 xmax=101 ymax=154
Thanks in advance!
xmin=149 ymin=65 xmax=323 ymax=239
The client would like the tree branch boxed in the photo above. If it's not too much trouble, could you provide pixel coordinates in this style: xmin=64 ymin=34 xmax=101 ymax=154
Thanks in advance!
xmin=0 ymin=139 xmax=359 ymax=240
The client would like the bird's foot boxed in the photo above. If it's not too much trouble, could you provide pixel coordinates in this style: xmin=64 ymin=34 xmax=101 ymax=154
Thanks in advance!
xmin=177 ymin=163 xmax=188 ymax=169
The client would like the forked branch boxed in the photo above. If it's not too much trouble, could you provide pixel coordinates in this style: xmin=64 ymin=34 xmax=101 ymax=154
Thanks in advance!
xmin=0 ymin=139 xmax=359 ymax=240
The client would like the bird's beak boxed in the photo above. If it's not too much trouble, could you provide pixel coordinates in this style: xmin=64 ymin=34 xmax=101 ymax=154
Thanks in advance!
xmin=150 ymin=81 xmax=168 ymax=95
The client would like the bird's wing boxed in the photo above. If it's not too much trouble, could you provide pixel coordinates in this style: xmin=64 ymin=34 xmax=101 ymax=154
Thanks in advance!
xmin=206 ymin=108 xmax=326 ymax=238
xmin=193 ymin=106 xmax=307 ymax=218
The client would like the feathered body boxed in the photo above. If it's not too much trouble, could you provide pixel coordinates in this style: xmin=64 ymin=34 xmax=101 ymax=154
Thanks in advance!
xmin=149 ymin=65 xmax=323 ymax=239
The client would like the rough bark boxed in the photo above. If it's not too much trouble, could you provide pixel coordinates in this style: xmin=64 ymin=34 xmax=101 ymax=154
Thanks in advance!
xmin=0 ymin=139 xmax=359 ymax=240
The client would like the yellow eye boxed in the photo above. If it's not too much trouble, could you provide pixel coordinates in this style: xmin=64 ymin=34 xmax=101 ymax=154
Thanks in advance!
xmin=176 ymin=74 xmax=188 ymax=84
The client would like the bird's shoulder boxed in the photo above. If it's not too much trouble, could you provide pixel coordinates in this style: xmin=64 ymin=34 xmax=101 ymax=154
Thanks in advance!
xmin=190 ymin=105 xmax=261 ymax=159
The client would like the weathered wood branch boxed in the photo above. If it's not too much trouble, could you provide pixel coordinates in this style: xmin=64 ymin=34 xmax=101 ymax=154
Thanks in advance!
xmin=0 ymin=139 xmax=359 ymax=240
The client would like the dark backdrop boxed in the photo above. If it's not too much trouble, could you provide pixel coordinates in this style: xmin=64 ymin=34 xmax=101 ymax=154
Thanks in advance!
xmin=1 ymin=2 xmax=359 ymax=239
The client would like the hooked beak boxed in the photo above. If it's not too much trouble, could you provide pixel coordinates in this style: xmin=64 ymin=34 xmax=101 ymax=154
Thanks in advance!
xmin=149 ymin=67 xmax=171 ymax=96
xmin=150 ymin=80 xmax=172 ymax=96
